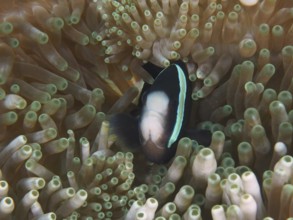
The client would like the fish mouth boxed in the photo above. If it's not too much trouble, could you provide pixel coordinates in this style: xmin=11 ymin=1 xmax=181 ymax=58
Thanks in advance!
xmin=141 ymin=139 xmax=176 ymax=164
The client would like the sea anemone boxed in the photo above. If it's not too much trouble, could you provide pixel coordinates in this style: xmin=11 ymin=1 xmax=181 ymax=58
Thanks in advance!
xmin=0 ymin=0 xmax=293 ymax=219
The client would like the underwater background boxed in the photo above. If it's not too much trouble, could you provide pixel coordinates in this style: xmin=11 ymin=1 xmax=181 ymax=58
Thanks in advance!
xmin=0 ymin=0 xmax=293 ymax=219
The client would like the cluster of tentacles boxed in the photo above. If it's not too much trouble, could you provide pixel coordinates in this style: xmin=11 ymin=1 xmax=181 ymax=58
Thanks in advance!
xmin=0 ymin=0 xmax=293 ymax=219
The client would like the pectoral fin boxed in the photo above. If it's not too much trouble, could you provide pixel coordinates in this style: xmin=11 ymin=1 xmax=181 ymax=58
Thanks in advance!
xmin=185 ymin=129 xmax=212 ymax=146
xmin=109 ymin=113 xmax=140 ymax=152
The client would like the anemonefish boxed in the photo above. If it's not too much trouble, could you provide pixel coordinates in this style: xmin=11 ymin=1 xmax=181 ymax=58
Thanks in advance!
xmin=110 ymin=60 xmax=210 ymax=163
xmin=137 ymin=61 xmax=191 ymax=163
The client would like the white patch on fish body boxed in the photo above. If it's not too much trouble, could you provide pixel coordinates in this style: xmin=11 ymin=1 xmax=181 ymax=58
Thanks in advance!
xmin=140 ymin=91 xmax=169 ymax=145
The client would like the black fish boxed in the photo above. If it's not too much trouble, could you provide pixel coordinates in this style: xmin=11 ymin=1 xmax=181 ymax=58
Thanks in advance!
xmin=110 ymin=60 xmax=211 ymax=163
